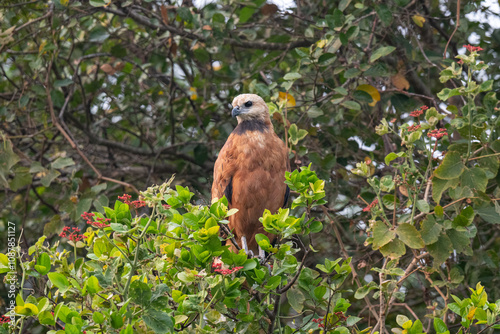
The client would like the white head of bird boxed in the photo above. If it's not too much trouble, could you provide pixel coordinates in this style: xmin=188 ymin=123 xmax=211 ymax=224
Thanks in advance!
xmin=231 ymin=94 xmax=269 ymax=123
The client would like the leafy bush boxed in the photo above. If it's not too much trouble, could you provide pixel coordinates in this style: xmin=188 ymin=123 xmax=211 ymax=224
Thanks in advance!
xmin=1 ymin=167 xmax=362 ymax=333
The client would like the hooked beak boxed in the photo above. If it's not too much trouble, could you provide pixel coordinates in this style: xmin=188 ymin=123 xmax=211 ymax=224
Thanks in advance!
xmin=231 ymin=106 xmax=241 ymax=118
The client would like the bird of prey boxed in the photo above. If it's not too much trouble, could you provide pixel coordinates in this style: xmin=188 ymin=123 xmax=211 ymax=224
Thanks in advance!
xmin=212 ymin=94 xmax=290 ymax=258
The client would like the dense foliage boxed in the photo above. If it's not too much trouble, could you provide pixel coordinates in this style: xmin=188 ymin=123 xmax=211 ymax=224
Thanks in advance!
xmin=1 ymin=0 xmax=500 ymax=333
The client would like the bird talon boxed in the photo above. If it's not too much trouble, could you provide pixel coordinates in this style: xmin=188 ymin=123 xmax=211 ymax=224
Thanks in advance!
xmin=241 ymin=236 xmax=253 ymax=257
xmin=258 ymin=246 xmax=265 ymax=261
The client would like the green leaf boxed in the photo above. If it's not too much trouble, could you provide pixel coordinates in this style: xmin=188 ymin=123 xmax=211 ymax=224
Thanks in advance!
xmin=35 ymin=253 xmax=51 ymax=275
xmin=477 ymin=206 xmax=500 ymax=224
xmin=40 ymin=168 xmax=60 ymax=187
xmin=10 ymin=168 xmax=32 ymax=192
xmin=93 ymin=311 xmax=104 ymax=324
xmin=307 ymin=106 xmax=324 ymax=118
xmin=434 ymin=151 xmax=465 ymax=180
xmin=334 ymin=87 xmax=349 ymax=95
xmin=384 ymin=152 xmax=406 ymax=165
xmin=341 ymin=100 xmax=361 ymax=110
xmin=177 ymin=7 xmax=193 ymax=22
xmin=347 ymin=316 xmax=362 ymax=326
xmin=479 ymin=79 xmax=493 ymax=92
xmin=89 ymin=0 xmax=106 ymax=6
xmin=376 ymin=4 xmax=393 ymax=26
xmin=420 ymin=217 xmax=442 ymax=245
xmin=38 ymin=310 xmax=55 ymax=326
xmin=265 ymin=276 xmax=281 ymax=290
xmin=111 ymin=44 xmax=127 ymax=57
xmin=287 ymin=289 xmax=305 ymax=313
xmin=309 ymin=220 xmax=323 ymax=233
xmin=344 ymin=68 xmax=361 ymax=78
xmin=427 ymin=234 xmax=453 ymax=266
xmin=338 ymin=0 xmax=352 ymax=11
xmin=396 ymin=315 xmax=410 ymax=327
xmin=409 ymin=320 xmax=423 ymax=334
xmin=283 ymin=72 xmax=302 ymax=81
xmin=86 ymin=276 xmax=101 ymax=294
xmin=452 ymin=206 xmax=475 ymax=227
xmin=238 ymin=6 xmax=255 ymax=24
xmin=48 ymin=272 xmax=70 ymax=293
xmin=379 ymin=238 xmax=406 ymax=258
xmin=0 ymin=253 xmax=10 ymax=274
xmin=318 ymin=53 xmax=337 ymax=66
xmin=370 ymin=46 xmax=396 ymax=63
xmin=460 ymin=167 xmax=488 ymax=193
xmin=88 ymin=26 xmax=109 ymax=42
xmin=396 ymin=223 xmax=424 ymax=249
xmin=447 ymin=229 xmax=472 ymax=255
xmin=437 ymin=87 xmax=462 ymax=101
xmin=313 ymin=285 xmax=327 ymax=300
xmin=288 ymin=124 xmax=308 ymax=145
xmin=130 ymin=280 xmax=152 ymax=306
xmin=110 ymin=311 xmax=124 ymax=329
xmin=372 ymin=221 xmax=395 ymax=249
xmin=143 ymin=309 xmax=174 ymax=333
xmin=354 ymin=281 xmax=378 ymax=299
xmin=54 ymin=79 xmax=74 ymax=88
xmin=416 ymin=200 xmax=430 ymax=213
xmin=432 ymin=177 xmax=459 ymax=203
xmin=93 ymin=238 xmax=108 ymax=258
xmin=64 ymin=324 xmax=80 ymax=334
xmin=382 ymin=194 xmax=399 ymax=210
xmin=433 ymin=318 xmax=449 ymax=333
xmin=51 ymin=157 xmax=75 ymax=169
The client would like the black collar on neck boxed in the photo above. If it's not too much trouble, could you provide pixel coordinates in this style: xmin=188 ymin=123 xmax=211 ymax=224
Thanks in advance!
xmin=233 ymin=119 xmax=267 ymax=135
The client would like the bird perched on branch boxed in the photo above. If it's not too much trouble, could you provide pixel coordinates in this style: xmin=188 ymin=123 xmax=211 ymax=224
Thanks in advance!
xmin=212 ymin=94 xmax=290 ymax=258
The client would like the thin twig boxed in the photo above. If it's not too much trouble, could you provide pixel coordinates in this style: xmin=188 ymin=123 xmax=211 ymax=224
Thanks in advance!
xmin=45 ymin=55 xmax=139 ymax=194
xmin=469 ymin=152 xmax=500 ymax=161
xmin=378 ymin=258 xmax=388 ymax=334
xmin=412 ymin=197 xmax=467 ymax=221
xmin=277 ymin=249 xmax=309 ymax=294
xmin=321 ymin=206 xmax=380 ymax=322
xmin=392 ymin=303 xmax=420 ymax=322
xmin=13 ymin=10 xmax=52 ymax=33
xmin=443 ymin=0 xmax=461 ymax=58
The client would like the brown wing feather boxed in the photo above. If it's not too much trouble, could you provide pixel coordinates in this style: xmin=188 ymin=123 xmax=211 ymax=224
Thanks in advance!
xmin=212 ymin=128 xmax=288 ymax=253
xmin=212 ymin=134 xmax=236 ymax=202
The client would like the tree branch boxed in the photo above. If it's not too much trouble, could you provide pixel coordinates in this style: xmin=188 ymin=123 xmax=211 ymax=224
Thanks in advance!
xmin=100 ymin=7 xmax=312 ymax=51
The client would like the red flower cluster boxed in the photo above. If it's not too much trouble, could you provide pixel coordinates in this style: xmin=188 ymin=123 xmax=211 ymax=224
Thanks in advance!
xmin=0 ymin=315 xmax=10 ymax=324
xmin=89 ymin=217 xmax=112 ymax=228
xmin=312 ymin=317 xmax=324 ymax=328
xmin=59 ymin=226 xmax=86 ymax=242
xmin=464 ymin=44 xmax=483 ymax=52
xmin=427 ymin=128 xmax=448 ymax=139
xmin=212 ymin=262 xmax=243 ymax=275
xmin=81 ymin=212 xmax=111 ymax=228
xmin=457 ymin=59 xmax=464 ymax=65
xmin=408 ymin=124 xmax=421 ymax=132
xmin=335 ymin=311 xmax=347 ymax=321
xmin=118 ymin=194 xmax=132 ymax=202
xmin=118 ymin=194 xmax=146 ymax=209
xmin=409 ymin=105 xmax=428 ymax=117
xmin=162 ymin=204 xmax=171 ymax=209
xmin=363 ymin=199 xmax=379 ymax=212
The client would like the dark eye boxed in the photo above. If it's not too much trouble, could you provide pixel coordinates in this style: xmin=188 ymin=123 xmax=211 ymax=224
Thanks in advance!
xmin=244 ymin=101 xmax=253 ymax=108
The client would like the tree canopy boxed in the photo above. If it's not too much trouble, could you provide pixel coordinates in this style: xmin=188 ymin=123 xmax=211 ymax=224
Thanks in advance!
xmin=1 ymin=0 xmax=500 ymax=333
